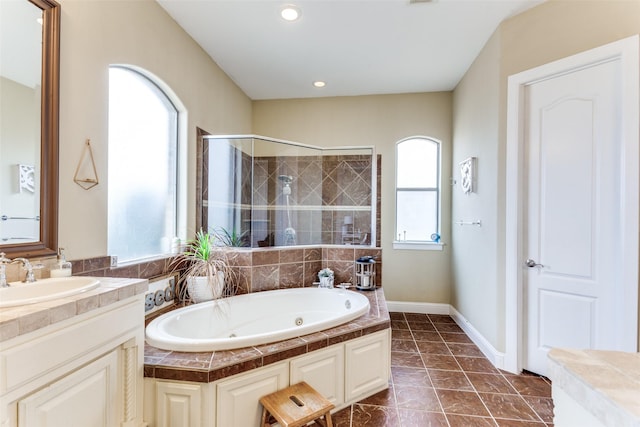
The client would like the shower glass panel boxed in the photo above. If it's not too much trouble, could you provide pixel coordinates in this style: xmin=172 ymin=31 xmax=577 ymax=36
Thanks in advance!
xmin=201 ymin=135 xmax=374 ymax=248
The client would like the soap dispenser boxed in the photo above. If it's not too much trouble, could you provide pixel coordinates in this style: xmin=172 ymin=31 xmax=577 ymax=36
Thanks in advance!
xmin=50 ymin=247 xmax=72 ymax=278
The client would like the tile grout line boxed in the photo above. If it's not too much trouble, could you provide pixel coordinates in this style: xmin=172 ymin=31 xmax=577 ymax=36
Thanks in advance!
xmin=427 ymin=313 xmax=495 ymax=427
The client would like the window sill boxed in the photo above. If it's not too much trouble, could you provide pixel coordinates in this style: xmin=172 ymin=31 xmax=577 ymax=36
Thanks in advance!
xmin=392 ymin=241 xmax=444 ymax=251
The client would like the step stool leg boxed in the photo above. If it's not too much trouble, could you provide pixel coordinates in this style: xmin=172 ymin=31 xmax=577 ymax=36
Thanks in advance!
xmin=260 ymin=407 xmax=269 ymax=427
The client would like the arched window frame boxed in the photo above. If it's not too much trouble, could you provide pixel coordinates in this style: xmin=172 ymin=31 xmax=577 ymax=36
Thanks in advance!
xmin=393 ymin=136 xmax=443 ymax=251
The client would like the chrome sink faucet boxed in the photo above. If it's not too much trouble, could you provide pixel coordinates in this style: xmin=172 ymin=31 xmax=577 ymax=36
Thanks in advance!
xmin=0 ymin=253 xmax=11 ymax=288
xmin=12 ymin=258 xmax=37 ymax=283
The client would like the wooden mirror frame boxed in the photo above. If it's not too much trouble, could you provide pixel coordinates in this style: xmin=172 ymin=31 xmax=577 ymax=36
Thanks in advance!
xmin=3 ymin=0 xmax=60 ymax=258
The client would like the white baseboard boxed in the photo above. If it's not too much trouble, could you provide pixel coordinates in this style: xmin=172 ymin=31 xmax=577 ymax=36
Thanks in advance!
xmin=448 ymin=306 xmax=507 ymax=371
xmin=386 ymin=300 xmax=450 ymax=315
xmin=387 ymin=301 xmax=508 ymax=372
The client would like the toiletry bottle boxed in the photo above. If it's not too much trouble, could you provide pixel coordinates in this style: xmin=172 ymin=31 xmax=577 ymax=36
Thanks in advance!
xmin=50 ymin=247 xmax=72 ymax=278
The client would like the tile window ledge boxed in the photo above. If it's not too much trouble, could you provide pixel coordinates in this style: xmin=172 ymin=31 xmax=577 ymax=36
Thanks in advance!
xmin=392 ymin=241 xmax=444 ymax=251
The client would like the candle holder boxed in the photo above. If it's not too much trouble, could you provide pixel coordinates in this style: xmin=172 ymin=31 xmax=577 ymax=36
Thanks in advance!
xmin=355 ymin=257 xmax=376 ymax=290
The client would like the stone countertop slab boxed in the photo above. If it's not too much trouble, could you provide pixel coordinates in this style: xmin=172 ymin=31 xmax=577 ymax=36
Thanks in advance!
xmin=0 ymin=277 xmax=148 ymax=342
xmin=548 ymin=347 xmax=640 ymax=427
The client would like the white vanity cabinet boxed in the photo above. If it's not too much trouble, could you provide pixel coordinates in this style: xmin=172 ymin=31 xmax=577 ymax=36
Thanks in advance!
xmin=145 ymin=328 xmax=391 ymax=427
xmin=0 ymin=294 xmax=146 ymax=427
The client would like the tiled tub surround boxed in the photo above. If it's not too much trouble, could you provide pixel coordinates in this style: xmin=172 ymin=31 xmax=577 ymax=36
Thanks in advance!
xmin=143 ymin=287 xmax=389 ymax=383
xmin=0 ymin=277 xmax=148 ymax=341
xmin=143 ymin=287 xmax=391 ymax=426
xmin=548 ymin=348 xmax=640 ymax=427
xmin=5 ymin=245 xmax=382 ymax=297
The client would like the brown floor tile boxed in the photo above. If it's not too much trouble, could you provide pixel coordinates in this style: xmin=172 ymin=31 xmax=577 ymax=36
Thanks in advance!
xmin=407 ymin=320 xmax=437 ymax=331
xmin=446 ymin=414 xmax=498 ymax=426
xmin=466 ymin=372 xmax=518 ymax=394
xmin=494 ymin=419 xmax=547 ymax=426
xmin=392 ymin=338 xmax=419 ymax=353
xmin=411 ymin=330 xmax=443 ymax=342
xmin=391 ymin=351 xmax=425 ymax=368
xmin=404 ymin=313 xmax=430 ymax=321
xmin=399 ymin=409 xmax=448 ymax=426
xmin=391 ymin=366 xmax=433 ymax=388
xmin=447 ymin=342 xmax=485 ymax=358
xmin=479 ymin=393 xmax=540 ymax=422
xmin=522 ymin=396 xmax=554 ymax=423
xmin=456 ymin=356 xmax=500 ymax=373
xmin=359 ymin=384 xmax=396 ymax=407
xmin=391 ymin=319 xmax=409 ymax=329
xmin=392 ymin=329 xmax=414 ymax=340
xmin=433 ymin=322 xmax=464 ymax=333
xmin=428 ymin=314 xmax=456 ymax=324
xmin=342 ymin=312 xmax=556 ymax=427
xmin=428 ymin=369 xmax=474 ymax=391
xmin=436 ymin=389 xmax=490 ymax=417
xmin=351 ymin=403 xmax=400 ymax=427
xmin=416 ymin=341 xmax=451 ymax=355
xmin=504 ymin=375 xmax=552 ymax=398
xmin=421 ymin=353 xmax=461 ymax=370
xmin=394 ymin=385 xmax=442 ymax=411
xmin=440 ymin=332 xmax=473 ymax=343
xmin=331 ymin=406 xmax=352 ymax=427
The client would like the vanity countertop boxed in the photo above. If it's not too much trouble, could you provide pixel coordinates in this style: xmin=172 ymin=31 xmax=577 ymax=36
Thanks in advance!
xmin=548 ymin=347 xmax=640 ymax=427
xmin=0 ymin=277 xmax=148 ymax=343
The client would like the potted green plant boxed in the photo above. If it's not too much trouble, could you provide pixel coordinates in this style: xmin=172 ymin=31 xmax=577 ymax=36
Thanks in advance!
xmin=213 ymin=226 xmax=250 ymax=247
xmin=172 ymin=229 xmax=235 ymax=303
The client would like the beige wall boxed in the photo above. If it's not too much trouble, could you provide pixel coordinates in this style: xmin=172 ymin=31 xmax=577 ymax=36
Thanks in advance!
xmin=451 ymin=30 xmax=502 ymax=348
xmin=451 ymin=0 xmax=640 ymax=353
xmin=253 ymin=93 xmax=453 ymax=303
xmin=57 ymin=0 xmax=252 ymax=259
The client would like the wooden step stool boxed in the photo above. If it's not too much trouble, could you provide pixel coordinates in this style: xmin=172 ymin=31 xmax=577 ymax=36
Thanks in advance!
xmin=259 ymin=381 xmax=334 ymax=427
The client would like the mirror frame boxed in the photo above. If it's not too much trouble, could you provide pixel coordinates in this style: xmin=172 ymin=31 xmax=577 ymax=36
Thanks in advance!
xmin=3 ymin=0 xmax=60 ymax=258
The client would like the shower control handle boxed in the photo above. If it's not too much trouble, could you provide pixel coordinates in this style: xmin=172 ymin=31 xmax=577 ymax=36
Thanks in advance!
xmin=525 ymin=259 xmax=543 ymax=268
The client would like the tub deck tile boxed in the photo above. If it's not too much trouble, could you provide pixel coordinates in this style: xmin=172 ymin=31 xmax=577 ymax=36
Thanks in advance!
xmin=144 ymin=288 xmax=390 ymax=383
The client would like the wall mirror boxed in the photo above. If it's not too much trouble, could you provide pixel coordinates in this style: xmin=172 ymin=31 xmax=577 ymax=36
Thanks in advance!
xmin=0 ymin=0 xmax=59 ymax=257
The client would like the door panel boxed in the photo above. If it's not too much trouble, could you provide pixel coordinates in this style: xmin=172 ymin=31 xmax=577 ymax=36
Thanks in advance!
xmin=525 ymin=59 xmax=621 ymax=375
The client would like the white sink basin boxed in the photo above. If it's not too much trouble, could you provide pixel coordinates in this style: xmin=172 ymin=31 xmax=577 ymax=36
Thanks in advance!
xmin=0 ymin=277 xmax=100 ymax=308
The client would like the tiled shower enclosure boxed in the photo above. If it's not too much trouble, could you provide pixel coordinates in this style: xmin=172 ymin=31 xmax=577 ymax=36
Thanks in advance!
xmin=200 ymin=135 xmax=379 ymax=248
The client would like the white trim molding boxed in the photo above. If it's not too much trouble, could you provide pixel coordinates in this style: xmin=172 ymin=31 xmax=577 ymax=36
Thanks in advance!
xmin=386 ymin=300 xmax=450 ymax=315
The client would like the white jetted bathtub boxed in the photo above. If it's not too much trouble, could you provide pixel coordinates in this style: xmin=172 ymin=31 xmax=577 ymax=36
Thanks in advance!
xmin=145 ymin=287 xmax=370 ymax=352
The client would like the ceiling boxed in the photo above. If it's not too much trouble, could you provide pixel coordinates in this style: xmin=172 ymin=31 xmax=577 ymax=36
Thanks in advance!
xmin=157 ymin=0 xmax=545 ymax=100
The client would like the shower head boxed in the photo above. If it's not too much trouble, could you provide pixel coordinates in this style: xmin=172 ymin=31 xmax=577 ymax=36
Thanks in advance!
xmin=278 ymin=175 xmax=294 ymax=184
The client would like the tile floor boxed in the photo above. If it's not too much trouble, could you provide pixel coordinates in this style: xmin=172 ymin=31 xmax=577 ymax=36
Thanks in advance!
xmin=331 ymin=312 xmax=554 ymax=427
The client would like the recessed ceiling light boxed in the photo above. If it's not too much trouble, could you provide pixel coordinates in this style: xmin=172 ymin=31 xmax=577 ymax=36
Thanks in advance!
xmin=280 ymin=5 xmax=301 ymax=21
xmin=313 ymin=81 xmax=326 ymax=88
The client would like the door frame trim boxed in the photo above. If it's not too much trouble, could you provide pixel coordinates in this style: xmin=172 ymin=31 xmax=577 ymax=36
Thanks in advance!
xmin=504 ymin=35 xmax=639 ymax=374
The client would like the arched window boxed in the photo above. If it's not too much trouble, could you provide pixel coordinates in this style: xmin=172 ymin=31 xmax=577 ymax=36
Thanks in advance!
xmin=108 ymin=66 xmax=180 ymax=262
xmin=395 ymin=137 xmax=441 ymax=248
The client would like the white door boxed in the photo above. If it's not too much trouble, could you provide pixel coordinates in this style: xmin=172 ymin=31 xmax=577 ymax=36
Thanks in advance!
xmin=523 ymin=55 xmax=635 ymax=376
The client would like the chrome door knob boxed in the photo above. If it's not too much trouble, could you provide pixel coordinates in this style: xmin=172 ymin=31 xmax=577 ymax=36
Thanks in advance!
xmin=525 ymin=259 xmax=543 ymax=268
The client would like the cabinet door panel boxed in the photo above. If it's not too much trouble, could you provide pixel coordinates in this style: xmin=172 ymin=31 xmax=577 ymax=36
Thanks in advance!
xmin=216 ymin=362 xmax=288 ymax=427
xmin=290 ymin=345 xmax=344 ymax=406
xmin=156 ymin=381 xmax=203 ymax=427
xmin=345 ymin=330 xmax=390 ymax=402
xmin=18 ymin=350 xmax=118 ymax=427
